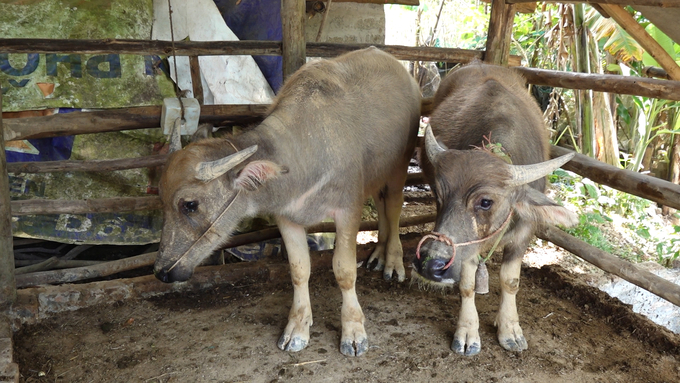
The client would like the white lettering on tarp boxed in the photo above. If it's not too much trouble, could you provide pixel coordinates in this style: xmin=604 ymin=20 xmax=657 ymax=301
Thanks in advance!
xmin=56 ymin=214 xmax=92 ymax=233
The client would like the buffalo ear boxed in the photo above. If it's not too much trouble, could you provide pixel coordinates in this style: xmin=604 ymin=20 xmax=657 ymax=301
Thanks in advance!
xmin=234 ymin=160 xmax=287 ymax=191
xmin=515 ymin=188 xmax=578 ymax=228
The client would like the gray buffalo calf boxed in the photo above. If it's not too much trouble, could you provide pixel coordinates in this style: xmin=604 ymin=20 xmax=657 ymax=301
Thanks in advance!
xmin=153 ymin=47 xmax=421 ymax=356
xmin=413 ymin=61 xmax=577 ymax=356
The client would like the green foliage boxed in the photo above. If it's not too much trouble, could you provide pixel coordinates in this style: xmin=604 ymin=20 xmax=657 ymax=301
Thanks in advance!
xmin=551 ymin=169 xmax=680 ymax=266
xmin=641 ymin=24 xmax=677 ymax=67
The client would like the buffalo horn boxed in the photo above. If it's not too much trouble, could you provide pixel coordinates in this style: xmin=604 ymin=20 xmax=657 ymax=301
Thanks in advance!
xmin=424 ymin=124 xmax=447 ymax=162
xmin=195 ymin=145 xmax=259 ymax=182
xmin=506 ymin=153 xmax=575 ymax=186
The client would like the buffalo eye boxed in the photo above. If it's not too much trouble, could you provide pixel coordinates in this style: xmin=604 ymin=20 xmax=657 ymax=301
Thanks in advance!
xmin=180 ymin=199 xmax=199 ymax=213
xmin=477 ymin=198 xmax=493 ymax=211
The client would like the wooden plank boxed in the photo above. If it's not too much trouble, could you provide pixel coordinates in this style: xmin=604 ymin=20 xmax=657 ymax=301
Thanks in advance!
xmin=282 ymin=0 xmax=307 ymax=79
xmin=506 ymin=0 xmax=680 ymax=7
xmin=538 ymin=225 xmax=680 ymax=308
xmin=10 ymin=196 xmax=162 ymax=216
xmin=600 ymin=4 xmax=680 ymax=81
xmin=0 ymin=90 xmax=16 ymax=308
xmin=516 ymin=66 xmax=680 ymax=101
xmin=550 ymin=145 xmax=680 ymax=211
xmin=485 ymin=0 xmax=516 ymax=66
xmin=7 ymin=154 xmax=169 ymax=174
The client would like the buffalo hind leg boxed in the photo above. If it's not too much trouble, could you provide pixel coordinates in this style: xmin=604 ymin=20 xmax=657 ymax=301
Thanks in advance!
xmin=334 ymin=209 xmax=368 ymax=356
xmin=452 ymin=258 xmax=481 ymax=356
xmin=276 ymin=217 xmax=313 ymax=352
xmin=366 ymin=191 xmax=388 ymax=272
xmin=367 ymin=184 xmax=407 ymax=281
xmin=494 ymin=242 xmax=528 ymax=352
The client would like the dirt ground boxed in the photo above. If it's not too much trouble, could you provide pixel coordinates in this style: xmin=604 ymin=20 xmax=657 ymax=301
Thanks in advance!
xmin=14 ymin=254 xmax=680 ymax=383
xmin=12 ymin=184 xmax=680 ymax=383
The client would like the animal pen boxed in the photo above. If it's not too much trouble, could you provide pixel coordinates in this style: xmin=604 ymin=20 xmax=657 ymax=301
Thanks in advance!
xmin=2 ymin=0 xmax=680 ymax=382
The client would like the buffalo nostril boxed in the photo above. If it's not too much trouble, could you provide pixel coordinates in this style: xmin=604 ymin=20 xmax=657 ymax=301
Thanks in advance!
xmin=425 ymin=258 xmax=448 ymax=282
xmin=154 ymin=268 xmax=170 ymax=283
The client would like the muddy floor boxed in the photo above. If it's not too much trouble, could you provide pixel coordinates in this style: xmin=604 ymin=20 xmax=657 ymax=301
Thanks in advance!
xmin=14 ymin=254 xmax=680 ymax=383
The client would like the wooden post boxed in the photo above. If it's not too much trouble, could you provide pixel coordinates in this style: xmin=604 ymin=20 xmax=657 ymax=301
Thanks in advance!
xmin=281 ymin=0 xmax=307 ymax=80
xmin=0 ymin=90 xmax=16 ymax=309
xmin=189 ymin=56 xmax=204 ymax=105
xmin=484 ymin=0 xmax=516 ymax=66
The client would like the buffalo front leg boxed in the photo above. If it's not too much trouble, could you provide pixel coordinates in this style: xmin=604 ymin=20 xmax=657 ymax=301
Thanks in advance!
xmin=452 ymin=258 xmax=481 ymax=356
xmin=276 ymin=217 xmax=313 ymax=352
xmin=334 ymin=210 xmax=368 ymax=356
xmin=494 ymin=244 xmax=528 ymax=352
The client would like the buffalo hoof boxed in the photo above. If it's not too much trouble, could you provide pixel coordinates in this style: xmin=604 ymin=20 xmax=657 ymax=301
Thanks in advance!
xmin=340 ymin=338 xmax=368 ymax=357
xmin=366 ymin=252 xmax=385 ymax=272
xmin=499 ymin=334 xmax=528 ymax=352
xmin=277 ymin=334 xmax=308 ymax=352
xmin=452 ymin=339 xmax=481 ymax=356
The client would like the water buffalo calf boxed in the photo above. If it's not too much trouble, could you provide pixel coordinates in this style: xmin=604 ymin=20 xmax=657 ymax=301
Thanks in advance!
xmin=153 ymin=47 xmax=421 ymax=356
xmin=413 ymin=61 xmax=578 ymax=355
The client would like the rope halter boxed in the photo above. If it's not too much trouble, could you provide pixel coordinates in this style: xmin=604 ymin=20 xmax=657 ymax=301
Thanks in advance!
xmin=416 ymin=211 xmax=514 ymax=271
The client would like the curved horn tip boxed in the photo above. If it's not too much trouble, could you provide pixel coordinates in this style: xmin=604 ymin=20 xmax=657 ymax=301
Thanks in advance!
xmin=424 ymin=124 xmax=446 ymax=161
xmin=194 ymin=144 xmax=260 ymax=182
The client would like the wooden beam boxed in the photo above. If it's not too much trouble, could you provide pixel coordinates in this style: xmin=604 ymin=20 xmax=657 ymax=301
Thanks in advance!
xmin=0 ymin=89 xmax=16 ymax=309
xmin=2 ymin=104 xmax=269 ymax=142
xmin=7 ymin=154 xmax=169 ymax=174
xmin=0 ymin=39 xmax=521 ymax=65
xmin=328 ymin=0 xmax=419 ymax=5
xmin=506 ymin=0 xmax=680 ymax=8
xmin=599 ymin=4 xmax=680 ymax=81
xmin=282 ymin=0 xmax=307 ymax=79
xmin=538 ymin=225 xmax=680 ymax=308
xmin=516 ymin=66 xmax=680 ymax=101
xmin=485 ymin=0 xmax=516 ymax=66
xmin=551 ymin=145 xmax=680 ymax=211
xmin=10 ymin=196 xmax=162 ymax=216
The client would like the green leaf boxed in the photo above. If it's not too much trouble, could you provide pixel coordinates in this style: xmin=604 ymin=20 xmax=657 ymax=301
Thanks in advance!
xmin=642 ymin=24 xmax=676 ymax=67
xmin=603 ymin=24 xmax=644 ymax=63
xmin=606 ymin=63 xmax=622 ymax=73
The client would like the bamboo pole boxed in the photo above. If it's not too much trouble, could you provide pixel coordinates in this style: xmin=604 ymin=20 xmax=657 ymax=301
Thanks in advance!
xmin=538 ymin=225 xmax=680 ymax=308
xmin=0 ymin=89 xmax=16 ymax=309
xmin=281 ymin=0 xmax=307 ymax=79
xmin=15 ymin=213 xmax=436 ymax=288
xmin=550 ymin=145 xmax=680 ymax=210
xmin=506 ymin=0 xmax=680 ymax=8
xmin=599 ymin=4 xmax=680 ymax=81
xmin=573 ymin=3 xmax=596 ymax=157
xmin=484 ymin=0 xmax=516 ymax=66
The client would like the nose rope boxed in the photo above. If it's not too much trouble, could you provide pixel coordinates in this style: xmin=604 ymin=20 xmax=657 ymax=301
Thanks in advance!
xmin=166 ymin=189 xmax=241 ymax=273
xmin=416 ymin=211 xmax=514 ymax=270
